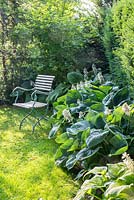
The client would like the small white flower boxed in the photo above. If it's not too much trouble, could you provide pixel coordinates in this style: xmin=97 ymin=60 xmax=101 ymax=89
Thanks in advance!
xmin=77 ymin=99 xmax=81 ymax=105
xmin=71 ymin=84 xmax=76 ymax=90
xmin=84 ymin=81 xmax=89 ymax=87
xmin=76 ymin=83 xmax=81 ymax=90
xmin=122 ymin=152 xmax=134 ymax=172
xmin=92 ymin=64 xmax=98 ymax=76
xmin=62 ymin=109 xmax=72 ymax=122
xmin=79 ymin=111 xmax=84 ymax=118
xmin=122 ymin=103 xmax=130 ymax=116
xmin=104 ymin=107 xmax=112 ymax=115
xmin=83 ymin=68 xmax=88 ymax=81
xmin=80 ymin=81 xmax=84 ymax=89
xmin=97 ymin=72 xmax=105 ymax=84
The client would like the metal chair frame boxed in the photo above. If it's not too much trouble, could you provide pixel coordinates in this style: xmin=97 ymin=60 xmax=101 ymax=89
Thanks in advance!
xmin=12 ymin=75 xmax=55 ymax=132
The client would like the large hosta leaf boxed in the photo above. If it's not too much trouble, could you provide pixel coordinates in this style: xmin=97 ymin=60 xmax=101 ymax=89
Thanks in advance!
xmin=112 ymin=87 xmax=129 ymax=106
xmin=106 ymin=124 xmax=123 ymax=135
xmin=66 ymin=153 xmax=77 ymax=170
xmin=68 ymin=139 xmax=79 ymax=152
xmin=60 ymin=138 xmax=74 ymax=150
xmin=85 ymin=109 xmax=98 ymax=123
xmin=86 ymin=129 xmax=109 ymax=148
xmin=104 ymin=183 xmax=134 ymax=199
xmin=55 ymin=132 xmax=69 ymax=144
xmin=107 ymin=163 xmax=126 ymax=179
xmin=85 ymin=110 xmax=105 ymax=129
xmin=55 ymin=156 xmax=67 ymax=166
xmin=103 ymin=87 xmax=129 ymax=108
xmin=92 ymin=89 xmax=106 ymax=101
xmin=55 ymin=105 xmax=67 ymax=119
xmin=70 ymin=104 xmax=87 ymax=114
xmin=118 ymin=172 xmax=134 ymax=185
xmin=99 ymin=85 xmax=112 ymax=94
xmin=110 ymin=106 xmax=124 ymax=123
xmin=109 ymin=133 xmax=128 ymax=156
xmin=76 ymin=147 xmax=100 ymax=161
xmin=90 ymin=102 xmax=104 ymax=112
xmin=73 ymin=175 xmax=105 ymax=200
xmin=67 ymin=120 xmax=90 ymax=135
xmin=48 ymin=123 xmax=61 ymax=138
xmin=66 ymin=90 xmax=82 ymax=105
xmin=102 ymin=92 xmax=115 ymax=108
xmin=85 ymin=166 xmax=107 ymax=176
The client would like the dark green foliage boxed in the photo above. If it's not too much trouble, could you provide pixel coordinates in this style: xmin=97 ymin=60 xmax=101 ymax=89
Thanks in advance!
xmin=48 ymin=78 xmax=133 ymax=175
xmin=74 ymin=161 xmax=134 ymax=200
xmin=47 ymin=83 xmax=69 ymax=104
xmin=102 ymin=0 xmax=134 ymax=89
xmin=0 ymin=0 xmax=107 ymax=102
xmin=67 ymin=72 xmax=84 ymax=84
xmin=103 ymin=87 xmax=129 ymax=108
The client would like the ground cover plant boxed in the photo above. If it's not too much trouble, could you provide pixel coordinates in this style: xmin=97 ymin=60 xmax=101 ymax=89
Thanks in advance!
xmin=48 ymin=71 xmax=134 ymax=199
xmin=48 ymin=72 xmax=134 ymax=177
xmin=74 ymin=152 xmax=134 ymax=200
xmin=0 ymin=107 xmax=78 ymax=200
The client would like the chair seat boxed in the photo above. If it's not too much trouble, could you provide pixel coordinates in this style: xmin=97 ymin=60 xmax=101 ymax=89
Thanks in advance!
xmin=13 ymin=101 xmax=47 ymax=109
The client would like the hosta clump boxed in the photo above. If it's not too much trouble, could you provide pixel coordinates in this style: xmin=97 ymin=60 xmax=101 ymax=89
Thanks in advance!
xmin=48 ymin=79 xmax=133 ymax=173
xmin=74 ymin=153 xmax=134 ymax=200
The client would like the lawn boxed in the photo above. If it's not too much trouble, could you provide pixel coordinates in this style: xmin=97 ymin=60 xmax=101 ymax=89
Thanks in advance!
xmin=0 ymin=106 xmax=78 ymax=200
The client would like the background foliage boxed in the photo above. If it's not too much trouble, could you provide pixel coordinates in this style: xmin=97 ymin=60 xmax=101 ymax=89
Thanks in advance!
xmin=0 ymin=0 xmax=107 ymax=101
xmin=102 ymin=0 xmax=134 ymax=89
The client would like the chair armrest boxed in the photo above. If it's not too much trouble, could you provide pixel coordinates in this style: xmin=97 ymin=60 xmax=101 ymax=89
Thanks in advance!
xmin=11 ymin=87 xmax=35 ymax=103
xmin=31 ymin=90 xmax=49 ymax=101
xmin=12 ymin=87 xmax=34 ymax=94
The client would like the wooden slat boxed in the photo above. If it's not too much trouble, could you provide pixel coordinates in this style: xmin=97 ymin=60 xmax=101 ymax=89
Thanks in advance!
xmin=35 ymin=83 xmax=52 ymax=87
xmin=36 ymin=75 xmax=54 ymax=78
xmin=35 ymin=80 xmax=52 ymax=84
xmin=35 ymin=82 xmax=52 ymax=87
xmin=36 ymin=78 xmax=54 ymax=81
xmin=34 ymin=84 xmax=52 ymax=89
xmin=34 ymin=87 xmax=51 ymax=91
xmin=37 ymin=75 xmax=55 ymax=78
xmin=34 ymin=74 xmax=55 ymax=91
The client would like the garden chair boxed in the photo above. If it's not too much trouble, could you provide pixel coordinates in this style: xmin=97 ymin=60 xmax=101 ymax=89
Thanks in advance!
xmin=11 ymin=75 xmax=55 ymax=132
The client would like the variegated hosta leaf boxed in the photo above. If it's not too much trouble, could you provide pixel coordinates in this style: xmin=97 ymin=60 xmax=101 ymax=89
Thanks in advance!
xmin=86 ymin=129 xmax=109 ymax=148
xmin=104 ymin=183 xmax=134 ymax=200
xmin=73 ymin=175 xmax=105 ymax=200
xmin=67 ymin=120 xmax=90 ymax=135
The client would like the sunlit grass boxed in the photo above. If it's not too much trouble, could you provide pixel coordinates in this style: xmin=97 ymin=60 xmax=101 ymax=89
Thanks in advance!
xmin=0 ymin=106 xmax=78 ymax=200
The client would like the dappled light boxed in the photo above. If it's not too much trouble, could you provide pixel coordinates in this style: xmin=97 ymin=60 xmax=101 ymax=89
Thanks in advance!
xmin=0 ymin=107 xmax=78 ymax=200
xmin=0 ymin=0 xmax=134 ymax=199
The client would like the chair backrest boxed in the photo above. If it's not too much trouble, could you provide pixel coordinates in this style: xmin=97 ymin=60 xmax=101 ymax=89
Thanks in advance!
xmin=34 ymin=75 xmax=55 ymax=92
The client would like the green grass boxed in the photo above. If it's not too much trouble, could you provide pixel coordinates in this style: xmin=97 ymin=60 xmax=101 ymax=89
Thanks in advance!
xmin=0 ymin=107 xmax=78 ymax=200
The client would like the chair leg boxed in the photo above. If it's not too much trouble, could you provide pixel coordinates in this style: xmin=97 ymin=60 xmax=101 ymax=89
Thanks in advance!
xmin=32 ymin=105 xmax=49 ymax=133
xmin=19 ymin=109 xmax=33 ymax=130
xmin=19 ymin=105 xmax=49 ymax=132
xmin=32 ymin=116 xmax=48 ymax=133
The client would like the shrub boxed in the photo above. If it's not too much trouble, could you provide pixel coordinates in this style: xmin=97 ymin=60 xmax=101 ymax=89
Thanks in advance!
xmin=102 ymin=0 xmax=134 ymax=89
xmin=74 ymin=153 xmax=134 ymax=200
xmin=48 ymin=75 xmax=134 ymax=175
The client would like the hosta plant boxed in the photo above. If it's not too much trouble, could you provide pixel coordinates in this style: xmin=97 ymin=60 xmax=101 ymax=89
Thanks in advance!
xmin=48 ymin=77 xmax=134 ymax=174
xmin=74 ymin=152 xmax=134 ymax=200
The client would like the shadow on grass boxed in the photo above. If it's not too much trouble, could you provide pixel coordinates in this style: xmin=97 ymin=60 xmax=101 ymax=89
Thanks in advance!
xmin=0 ymin=106 xmax=51 ymax=131
xmin=0 ymin=106 xmax=58 ymax=157
xmin=0 ymin=106 xmax=78 ymax=200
